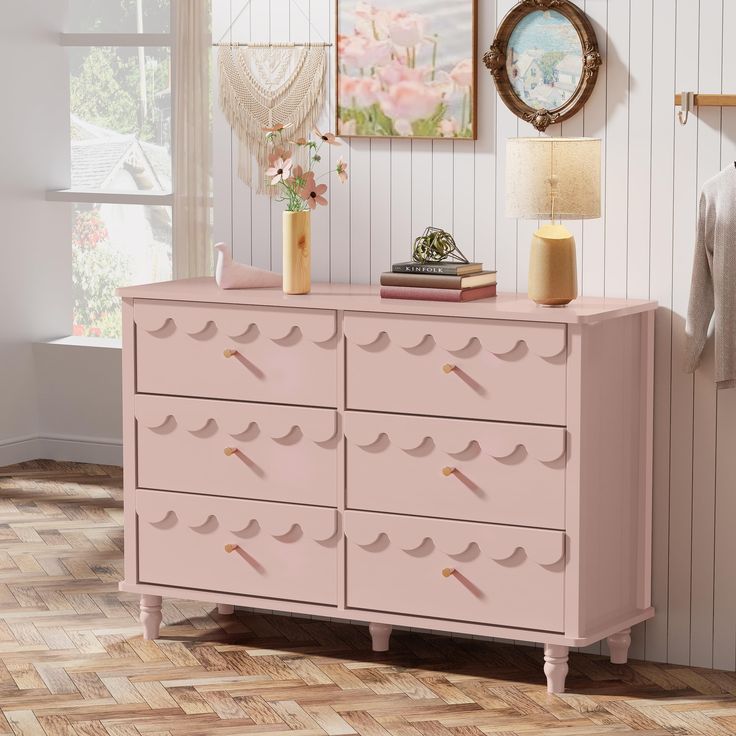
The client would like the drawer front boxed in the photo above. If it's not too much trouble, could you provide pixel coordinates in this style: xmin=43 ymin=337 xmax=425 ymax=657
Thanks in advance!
xmin=344 ymin=313 xmax=566 ymax=424
xmin=135 ymin=301 xmax=337 ymax=406
xmin=136 ymin=395 xmax=338 ymax=506
xmin=345 ymin=511 xmax=565 ymax=631
xmin=137 ymin=490 xmax=338 ymax=604
xmin=345 ymin=412 xmax=565 ymax=529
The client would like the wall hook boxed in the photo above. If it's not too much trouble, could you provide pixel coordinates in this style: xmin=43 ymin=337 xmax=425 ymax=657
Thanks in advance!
xmin=678 ymin=91 xmax=694 ymax=125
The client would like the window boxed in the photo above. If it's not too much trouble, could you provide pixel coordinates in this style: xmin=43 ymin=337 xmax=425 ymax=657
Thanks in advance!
xmin=55 ymin=1 xmax=173 ymax=339
xmin=72 ymin=203 xmax=172 ymax=337
xmin=66 ymin=0 xmax=170 ymax=33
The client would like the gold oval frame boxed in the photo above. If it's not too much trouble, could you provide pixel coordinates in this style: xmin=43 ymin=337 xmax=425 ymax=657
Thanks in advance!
xmin=483 ymin=0 xmax=602 ymax=132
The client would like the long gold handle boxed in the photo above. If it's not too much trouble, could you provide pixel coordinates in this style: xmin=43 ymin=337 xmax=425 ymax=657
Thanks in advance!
xmin=224 ymin=447 xmax=237 ymax=457
xmin=224 ymin=544 xmax=239 ymax=553
xmin=223 ymin=348 xmax=238 ymax=358
xmin=442 ymin=466 xmax=456 ymax=477
xmin=442 ymin=567 xmax=456 ymax=578
xmin=442 ymin=363 xmax=456 ymax=374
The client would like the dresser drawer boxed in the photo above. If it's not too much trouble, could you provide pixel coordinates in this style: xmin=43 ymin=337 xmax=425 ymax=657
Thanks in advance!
xmin=136 ymin=395 xmax=338 ymax=506
xmin=345 ymin=511 xmax=564 ymax=631
xmin=137 ymin=490 xmax=338 ymax=605
xmin=344 ymin=313 xmax=566 ymax=424
xmin=345 ymin=412 xmax=565 ymax=529
xmin=135 ymin=301 xmax=337 ymax=407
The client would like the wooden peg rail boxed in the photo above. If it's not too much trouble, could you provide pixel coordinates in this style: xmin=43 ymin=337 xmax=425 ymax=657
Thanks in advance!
xmin=674 ymin=93 xmax=736 ymax=107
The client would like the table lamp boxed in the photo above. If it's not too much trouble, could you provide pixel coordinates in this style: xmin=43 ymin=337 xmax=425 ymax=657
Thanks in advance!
xmin=506 ymin=137 xmax=601 ymax=306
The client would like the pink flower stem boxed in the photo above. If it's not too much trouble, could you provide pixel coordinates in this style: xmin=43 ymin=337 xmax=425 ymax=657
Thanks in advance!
xmin=430 ymin=36 xmax=438 ymax=80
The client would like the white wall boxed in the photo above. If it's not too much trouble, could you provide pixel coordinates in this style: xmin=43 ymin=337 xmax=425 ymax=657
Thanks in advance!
xmin=0 ymin=2 xmax=70 ymax=459
xmin=0 ymin=2 xmax=123 ymax=467
xmin=213 ymin=0 xmax=736 ymax=670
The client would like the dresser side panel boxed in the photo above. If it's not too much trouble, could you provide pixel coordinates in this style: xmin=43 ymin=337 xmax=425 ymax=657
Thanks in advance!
xmin=565 ymin=313 xmax=653 ymax=638
xmin=122 ymin=298 xmax=138 ymax=584
xmin=336 ymin=310 xmax=346 ymax=609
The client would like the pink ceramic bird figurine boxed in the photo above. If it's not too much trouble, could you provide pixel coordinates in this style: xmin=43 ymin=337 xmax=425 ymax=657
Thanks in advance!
xmin=214 ymin=243 xmax=282 ymax=289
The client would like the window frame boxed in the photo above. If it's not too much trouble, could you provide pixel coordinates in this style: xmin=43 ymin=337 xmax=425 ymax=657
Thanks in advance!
xmin=51 ymin=23 xmax=175 ymax=207
xmin=54 ymin=10 xmax=177 ymax=342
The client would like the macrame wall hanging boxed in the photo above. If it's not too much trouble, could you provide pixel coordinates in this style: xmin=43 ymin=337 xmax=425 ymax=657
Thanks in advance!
xmin=218 ymin=42 xmax=328 ymax=195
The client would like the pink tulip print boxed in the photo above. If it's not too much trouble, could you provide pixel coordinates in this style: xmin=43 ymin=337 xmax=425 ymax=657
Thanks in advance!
xmin=337 ymin=0 xmax=475 ymax=138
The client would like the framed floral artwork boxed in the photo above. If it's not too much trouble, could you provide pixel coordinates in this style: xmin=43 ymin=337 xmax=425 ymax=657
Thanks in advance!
xmin=336 ymin=0 xmax=477 ymax=139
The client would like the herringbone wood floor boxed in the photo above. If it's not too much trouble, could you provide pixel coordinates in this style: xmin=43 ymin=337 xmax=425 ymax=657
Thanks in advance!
xmin=2 ymin=463 xmax=736 ymax=736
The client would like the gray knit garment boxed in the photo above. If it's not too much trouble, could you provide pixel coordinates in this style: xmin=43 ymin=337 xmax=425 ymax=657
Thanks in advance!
xmin=685 ymin=164 xmax=736 ymax=389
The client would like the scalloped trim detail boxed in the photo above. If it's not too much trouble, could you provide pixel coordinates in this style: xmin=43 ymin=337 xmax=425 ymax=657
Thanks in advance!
xmin=135 ymin=395 xmax=338 ymax=443
xmin=135 ymin=303 xmax=337 ymax=344
xmin=344 ymin=413 xmax=566 ymax=463
xmin=343 ymin=314 xmax=566 ymax=358
xmin=344 ymin=512 xmax=565 ymax=566
xmin=137 ymin=490 xmax=338 ymax=541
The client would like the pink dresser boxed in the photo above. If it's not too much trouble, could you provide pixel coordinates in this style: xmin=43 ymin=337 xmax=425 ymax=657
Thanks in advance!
xmin=117 ymin=279 xmax=656 ymax=694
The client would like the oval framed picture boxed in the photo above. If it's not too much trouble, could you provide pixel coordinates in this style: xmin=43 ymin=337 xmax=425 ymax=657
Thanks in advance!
xmin=483 ymin=0 xmax=602 ymax=132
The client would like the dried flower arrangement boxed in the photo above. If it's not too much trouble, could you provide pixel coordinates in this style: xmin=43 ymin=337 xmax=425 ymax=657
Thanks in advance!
xmin=263 ymin=124 xmax=349 ymax=211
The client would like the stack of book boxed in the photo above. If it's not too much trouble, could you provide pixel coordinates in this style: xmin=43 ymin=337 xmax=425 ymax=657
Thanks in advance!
xmin=380 ymin=261 xmax=497 ymax=302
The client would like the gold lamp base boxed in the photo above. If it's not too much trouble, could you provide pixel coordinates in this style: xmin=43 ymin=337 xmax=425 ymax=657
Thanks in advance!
xmin=528 ymin=223 xmax=578 ymax=307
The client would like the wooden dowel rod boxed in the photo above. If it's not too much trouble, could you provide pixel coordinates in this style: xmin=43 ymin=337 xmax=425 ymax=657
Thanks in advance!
xmin=674 ymin=93 xmax=736 ymax=107
xmin=214 ymin=41 xmax=332 ymax=47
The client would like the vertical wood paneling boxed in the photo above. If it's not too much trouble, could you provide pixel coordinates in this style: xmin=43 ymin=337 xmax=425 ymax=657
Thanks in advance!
xmin=603 ymin=0 xmax=629 ymax=298
xmin=645 ymin=0 xmax=675 ymax=666
xmin=213 ymin=0 xmax=736 ymax=670
xmin=689 ymin=0 xmax=722 ymax=669
xmin=350 ymin=140 xmax=370 ymax=283
xmin=247 ymin=0 xmax=273 ymax=270
xmin=370 ymin=139 xmax=391 ymax=284
xmin=230 ymin=1 xmax=254 ymax=265
xmin=626 ymin=0 xmax=652 ymax=301
xmin=390 ymin=140 xmax=412 ymax=263
xmin=212 ymin=0 xmax=233 ymax=251
xmin=713 ymin=0 xmax=736 ymax=672
xmin=410 ymin=139 xmax=433 ymax=239
xmin=269 ymin=0 xmax=291 ymax=272
xmin=580 ymin=0 xmax=606 ymax=297
xmin=474 ymin=0 xmax=495 ymax=269
xmin=668 ymin=0 xmax=699 ymax=667
xmin=494 ymin=0 xmax=519 ymax=293
xmin=432 ymin=140 xmax=454 ymax=234
xmin=452 ymin=142 xmax=474 ymax=262
xmin=310 ymin=0 xmax=332 ymax=282
xmin=560 ymin=1 xmax=585 ymax=299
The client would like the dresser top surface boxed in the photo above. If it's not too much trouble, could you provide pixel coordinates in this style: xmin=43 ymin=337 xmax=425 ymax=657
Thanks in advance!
xmin=118 ymin=278 xmax=657 ymax=324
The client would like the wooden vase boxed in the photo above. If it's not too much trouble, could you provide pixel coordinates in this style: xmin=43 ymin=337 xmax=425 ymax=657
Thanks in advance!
xmin=528 ymin=224 xmax=578 ymax=307
xmin=283 ymin=211 xmax=311 ymax=295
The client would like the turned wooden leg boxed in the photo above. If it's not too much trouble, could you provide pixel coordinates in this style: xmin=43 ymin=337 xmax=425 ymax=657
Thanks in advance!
xmin=607 ymin=627 xmax=632 ymax=664
xmin=140 ymin=595 xmax=162 ymax=640
xmin=217 ymin=603 xmax=235 ymax=615
xmin=369 ymin=622 xmax=392 ymax=652
xmin=544 ymin=644 xmax=569 ymax=694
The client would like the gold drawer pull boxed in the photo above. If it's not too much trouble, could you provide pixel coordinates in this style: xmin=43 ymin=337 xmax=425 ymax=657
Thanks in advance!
xmin=442 ymin=466 xmax=456 ymax=477
xmin=223 ymin=447 xmax=237 ymax=457
xmin=442 ymin=363 xmax=456 ymax=374
xmin=224 ymin=544 xmax=239 ymax=553
xmin=223 ymin=348 xmax=238 ymax=358
xmin=442 ymin=567 xmax=456 ymax=578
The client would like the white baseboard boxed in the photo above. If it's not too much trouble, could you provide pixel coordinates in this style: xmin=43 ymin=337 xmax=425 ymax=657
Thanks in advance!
xmin=0 ymin=435 xmax=44 ymax=468
xmin=0 ymin=434 xmax=122 ymax=468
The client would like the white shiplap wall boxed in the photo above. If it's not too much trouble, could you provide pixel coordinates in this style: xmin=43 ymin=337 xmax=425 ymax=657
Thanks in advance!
xmin=213 ymin=0 xmax=736 ymax=670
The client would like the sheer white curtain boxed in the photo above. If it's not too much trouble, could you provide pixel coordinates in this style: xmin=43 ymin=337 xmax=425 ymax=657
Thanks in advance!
xmin=172 ymin=0 xmax=211 ymax=278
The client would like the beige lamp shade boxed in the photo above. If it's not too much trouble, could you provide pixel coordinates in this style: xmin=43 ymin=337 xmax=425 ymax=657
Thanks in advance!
xmin=506 ymin=137 xmax=601 ymax=220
